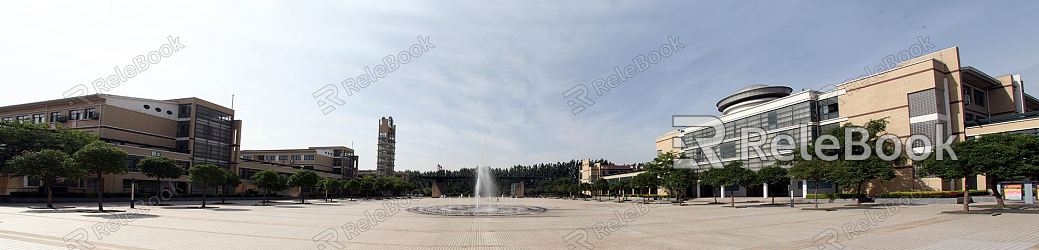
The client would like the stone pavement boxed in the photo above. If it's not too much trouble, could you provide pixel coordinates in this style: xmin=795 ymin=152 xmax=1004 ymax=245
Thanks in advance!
xmin=0 ymin=197 xmax=1036 ymax=249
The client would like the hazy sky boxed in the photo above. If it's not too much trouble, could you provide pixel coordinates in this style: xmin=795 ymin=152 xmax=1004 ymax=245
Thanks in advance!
xmin=2 ymin=1 xmax=1037 ymax=171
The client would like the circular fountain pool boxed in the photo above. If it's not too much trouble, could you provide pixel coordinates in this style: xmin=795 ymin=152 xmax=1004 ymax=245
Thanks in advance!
xmin=407 ymin=204 xmax=547 ymax=216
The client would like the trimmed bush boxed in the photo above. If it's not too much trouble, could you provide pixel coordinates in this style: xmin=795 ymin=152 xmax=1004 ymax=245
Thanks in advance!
xmin=878 ymin=190 xmax=988 ymax=198
xmin=804 ymin=193 xmax=865 ymax=199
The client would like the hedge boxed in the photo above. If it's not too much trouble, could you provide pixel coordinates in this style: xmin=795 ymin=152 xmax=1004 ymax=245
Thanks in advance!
xmin=878 ymin=190 xmax=989 ymax=198
xmin=804 ymin=193 xmax=865 ymax=199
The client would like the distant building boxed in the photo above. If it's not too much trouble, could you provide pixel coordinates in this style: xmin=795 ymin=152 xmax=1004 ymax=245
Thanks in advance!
xmin=579 ymin=159 xmax=641 ymax=184
xmin=237 ymin=146 xmax=356 ymax=195
xmin=376 ymin=117 xmax=396 ymax=176
xmin=0 ymin=94 xmax=241 ymax=195
xmin=238 ymin=146 xmax=357 ymax=180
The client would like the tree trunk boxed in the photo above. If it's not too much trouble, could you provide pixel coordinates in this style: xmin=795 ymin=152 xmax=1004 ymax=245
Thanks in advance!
xmin=96 ymin=173 xmax=104 ymax=211
xmin=771 ymin=186 xmax=776 ymax=204
xmin=855 ymin=182 xmax=863 ymax=205
xmin=299 ymin=187 xmax=305 ymax=204
xmin=988 ymin=177 xmax=1005 ymax=209
xmin=730 ymin=189 xmax=735 ymax=207
xmin=220 ymin=185 xmax=226 ymax=204
xmin=46 ymin=180 xmax=54 ymax=209
xmin=813 ymin=180 xmax=819 ymax=209
xmin=963 ymin=187 xmax=970 ymax=212
xmin=201 ymin=181 xmax=207 ymax=208
xmin=325 ymin=189 xmax=329 ymax=202
xmin=156 ymin=177 xmax=162 ymax=205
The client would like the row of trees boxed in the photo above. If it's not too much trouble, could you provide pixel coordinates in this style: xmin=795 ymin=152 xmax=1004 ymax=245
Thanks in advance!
xmin=918 ymin=133 xmax=1039 ymax=211
xmin=3 ymin=122 xmax=130 ymax=210
xmin=404 ymin=159 xmax=603 ymax=196
xmin=251 ymin=170 xmax=416 ymax=204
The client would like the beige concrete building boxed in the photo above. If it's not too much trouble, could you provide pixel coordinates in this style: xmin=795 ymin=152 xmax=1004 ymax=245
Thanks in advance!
xmin=0 ymin=94 xmax=241 ymax=195
xmin=236 ymin=146 xmax=357 ymax=195
xmin=657 ymin=46 xmax=1038 ymax=197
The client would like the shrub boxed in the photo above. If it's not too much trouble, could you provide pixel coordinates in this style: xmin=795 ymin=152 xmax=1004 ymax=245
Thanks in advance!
xmin=878 ymin=190 xmax=988 ymax=198
xmin=804 ymin=193 xmax=865 ymax=199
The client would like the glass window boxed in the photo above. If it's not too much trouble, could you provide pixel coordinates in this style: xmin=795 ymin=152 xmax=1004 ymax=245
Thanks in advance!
xmin=278 ymin=155 xmax=289 ymax=161
xmin=304 ymin=155 xmax=315 ymax=161
xmin=50 ymin=112 xmax=61 ymax=122
xmin=291 ymin=155 xmax=302 ymax=161
xmin=85 ymin=108 xmax=97 ymax=119
xmin=68 ymin=110 xmax=82 ymax=120
xmin=973 ymin=89 xmax=986 ymax=107
xmin=31 ymin=114 xmax=44 ymax=123
xmin=720 ymin=142 xmax=737 ymax=159
xmin=0 ymin=117 xmax=10 ymax=122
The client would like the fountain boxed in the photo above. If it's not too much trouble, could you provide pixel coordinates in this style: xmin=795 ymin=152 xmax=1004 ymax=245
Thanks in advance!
xmin=408 ymin=166 xmax=547 ymax=216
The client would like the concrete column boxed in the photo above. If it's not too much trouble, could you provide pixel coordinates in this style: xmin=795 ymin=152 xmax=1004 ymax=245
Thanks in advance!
xmin=720 ymin=185 xmax=726 ymax=198
xmin=1025 ymin=179 xmax=1035 ymax=205
xmin=802 ymin=180 xmax=809 ymax=198
xmin=696 ymin=180 xmax=702 ymax=198
xmin=762 ymin=183 xmax=769 ymax=198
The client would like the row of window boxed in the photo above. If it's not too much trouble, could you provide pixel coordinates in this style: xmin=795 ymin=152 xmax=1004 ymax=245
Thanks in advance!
xmin=242 ymin=154 xmax=317 ymax=161
xmin=1 ymin=108 xmax=97 ymax=123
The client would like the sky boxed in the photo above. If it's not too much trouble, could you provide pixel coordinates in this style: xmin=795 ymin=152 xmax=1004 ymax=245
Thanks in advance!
xmin=1 ymin=1 xmax=1038 ymax=172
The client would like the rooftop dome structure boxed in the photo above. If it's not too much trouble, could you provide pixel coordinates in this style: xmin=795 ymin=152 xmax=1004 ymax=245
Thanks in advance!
xmin=716 ymin=84 xmax=793 ymax=115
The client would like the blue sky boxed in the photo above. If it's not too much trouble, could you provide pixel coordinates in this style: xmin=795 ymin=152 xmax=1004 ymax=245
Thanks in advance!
xmin=1 ymin=1 xmax=1037 ymax=171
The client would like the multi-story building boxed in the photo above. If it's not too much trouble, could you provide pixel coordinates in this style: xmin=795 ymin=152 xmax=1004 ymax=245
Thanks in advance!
xmin=237 ymin=146 xmax=357 ymax=180
xmin=376 ymin=116 xmax=396 ymax=176
xmin=662 ymin=46 xmax=1039 ymax=197
xmin=579 ymin=159 xmax=641 ymax=184
xmin=236 ymin=146 xmax=357 ymax=194
xmin=0 ymin=94 xmax=241 ymax=195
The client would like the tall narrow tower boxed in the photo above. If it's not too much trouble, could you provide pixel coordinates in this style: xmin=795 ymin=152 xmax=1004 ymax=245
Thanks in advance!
xmin=376 ymin=116 xmax=396 ymax=176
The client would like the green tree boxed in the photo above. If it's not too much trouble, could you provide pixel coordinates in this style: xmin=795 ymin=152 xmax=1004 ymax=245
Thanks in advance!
xmin=757 ymin=165 xmax=789 ymax=204
xmin=219 ymin=169 xmax=241 ymax=204
xmin=699 ymin=168 xmax=723 ymax=203
xmin=4 ymin=150 xmax=83 ymax=208
xmin=318 ymin=177 xmax=339 ymax=202
xmin=788 ymin=155 xmax=832 ymax=209
xmin=188 ymin=164 xmax=224 ymax=208
xmin=359 ymin=175 xmax=377 ymax=197
xmin=660 ymin=169 xmax=696 ymax=204
xmin=631 ymin=172 xmax=659 ymax=203
xmin=593 ymin=178 xmax=609 ymax=201
xmin=343 ymin=179 xmax=360 ymax=198
xmin=252 ymin=170 xmax=287 ymax=203
xmin=824 ymin=119 xmax=900 ymax=204
xmin=919 ymin=133 xmax=1039 ymax=211
xmin=138 ymin=156 xmax=182 ymax=204
xmin=288 ymin=171 xmax=321 ymax=203
xmin=717 ymin=162 xmax=757 ymax=207
xmin=72 ymin=141 xmax=128 ymax=212
xmin=0 ymin=122 xmax=98 ymax=170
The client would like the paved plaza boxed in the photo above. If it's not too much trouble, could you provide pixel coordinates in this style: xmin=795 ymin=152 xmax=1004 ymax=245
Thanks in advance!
xmin=1 ymin=197 xmax=1038 ymax=249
